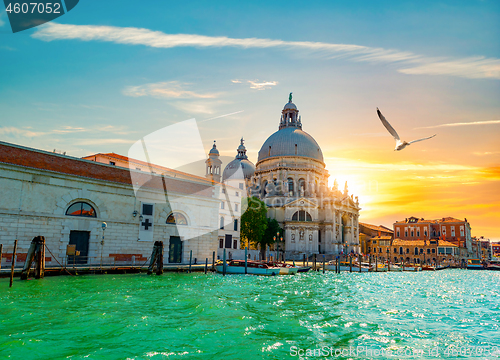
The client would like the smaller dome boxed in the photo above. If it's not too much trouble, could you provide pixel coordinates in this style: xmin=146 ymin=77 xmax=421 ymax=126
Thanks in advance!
xmin=209 ymin=141 xmax=219 ymax=155
xmin=284 ymin=101 xmax=297 ymax=110
xmin=223 ymin=159 xmax=255 ymax=181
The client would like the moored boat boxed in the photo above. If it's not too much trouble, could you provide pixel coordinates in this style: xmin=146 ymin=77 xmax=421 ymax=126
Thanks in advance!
xmin=267 ymin=262 xmax=299 ymax=275
xmin=216 ymin=260 xmax=281 ymax=276
xmin=403 ymin=265 xmax=422 ymax=271
xmin=325 ymin=261 xmax=370 ymax=272
xmin=485 ymin=263 xmax=500 ymax=271
xmin=467 ymin=259 xmax=484 ymax=270
xmin=421 ymin=265 xmax=436 ymax=271
xmin=297 ymin=266 xmax=311 ymax=273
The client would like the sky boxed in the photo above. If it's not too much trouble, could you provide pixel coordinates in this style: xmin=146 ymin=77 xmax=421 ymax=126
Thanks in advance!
xmin=0 ymin=0 xmax=499 ymax=240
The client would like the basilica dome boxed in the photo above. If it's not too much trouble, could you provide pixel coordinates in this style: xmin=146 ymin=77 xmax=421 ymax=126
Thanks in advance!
xmin=257 ymin=97 xmax=324 ymax=164
xmin=257 ymin=127 xmax=324 ymax=163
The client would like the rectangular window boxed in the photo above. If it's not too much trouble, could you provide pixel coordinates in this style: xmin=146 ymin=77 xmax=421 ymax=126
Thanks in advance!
xmin=142 ymin=204 xmax=153 ymax=216
xmin=424 ymin=229 xmax=428 ymax=237
xmin=219 ymin=238 xmax=223 ymax=248
xmin=451 ymin=226 xmax=455 ymax=237
xmin=411 ymin=230 xmax=414 ymax=237
xmin=235 ymin=191 xmax=239 ymax=196
xmin=222 ymin=188 xmax=226 ymax=194
xmin=233 ymin=240 xmax=237 ymax=249
xmin=405 ymin=231 xmax=408 ymax=237
xmin=417 ymin=230 xmax=420 ymax=237
xmin=234 ymin=219 xmax=238 ymax=231
xmin=438 ymin=248 xmax=445 ymax=254
xmin=239 ymin=183 xmax=244 ymax=190
xmin=225 ymin=234 xmax=232 ymax=248
xmin=442 ymin=227 xmax=446 ymax=235
xmin=432 ymin=248 xmax=435 ymax=253
xmin=397 ymin=230 xmax=400 ymax=238
xmin=460 ymin=226 xmax=464 ymax=237
xmin=446 ymin=248 xmax=452 ymax=255
xmin=109 ymin=161 xmax=115 ymax=165
xmin=221 ymin=202 xmax=224 ymax=209
xmin=235 ymin=204 xmax=239 ymax=212
xmin=427 ymin=249 xmax=430 ymax=254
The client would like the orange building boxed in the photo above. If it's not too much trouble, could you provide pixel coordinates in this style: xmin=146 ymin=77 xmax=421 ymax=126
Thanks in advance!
xmin=393 ymin=216 xmax=472 ymax=255
xmin=359 ymin=223 xmax=393 ymax=255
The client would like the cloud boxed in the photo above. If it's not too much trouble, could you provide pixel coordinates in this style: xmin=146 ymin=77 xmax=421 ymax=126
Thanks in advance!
xmin=32 ymin=23 xmax=500 ymax=80
xmin=123 ymin=81 xmax=218 ymax=99
xmin=416 ymin=120 xmax=500 ymax=129
xmin=231 ymin=79 xmax=242 ymax=84
xmin=248 ymin=80 xmax=278 ymax=90
xmin=74 ymin=138 xmax=136 ymax=145
xmin=0 ymin=127 xmax=46 ymax=137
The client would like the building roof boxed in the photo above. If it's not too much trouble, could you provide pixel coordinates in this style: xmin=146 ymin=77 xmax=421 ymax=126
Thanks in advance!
xmin=394 ymin=216 xmax=466 ymax=224
xmin=370 ymin=235 xmax=393 ymax=240
xmin=82 ymin=152 xmax=212 ymax=183
xmin=257 ymin=127 xmax=324 ymax=164
xmin=0 ymin=141 xmax=214 ymax=198
xmin=359 ymin=222 xmax=394 ymax=233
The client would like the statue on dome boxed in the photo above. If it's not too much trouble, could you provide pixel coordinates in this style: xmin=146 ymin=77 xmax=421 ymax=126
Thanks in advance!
xmin=289 ymin=92 xmax=293 ymax=102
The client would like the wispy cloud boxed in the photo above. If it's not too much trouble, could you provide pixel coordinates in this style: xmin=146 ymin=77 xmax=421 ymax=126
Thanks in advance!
xmin=416 ymin=120 xmax=500 ymax=129
xmin=74 ymin=138 xmax=136 ymax=145
xmin=123 ymin=81 xmax=218 ymax=99
xmin=199 ymin=110 xmax=244 ymax=123
xmin=32 ymin=23 xmax=500 ymax=80
xmin=248 ymin=80 xmax=278 ymax=90
xmin=0 ymin=127 xmax=46 ymax=137
xmin=231 ymin=79 xmax=242 ymax=84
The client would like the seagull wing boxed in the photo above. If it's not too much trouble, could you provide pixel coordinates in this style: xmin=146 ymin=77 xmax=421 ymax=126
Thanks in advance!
xmin=408 ymin=134 xmax=436 ymax=144
xmin=377 ymin=108 xmax=400 ymax=141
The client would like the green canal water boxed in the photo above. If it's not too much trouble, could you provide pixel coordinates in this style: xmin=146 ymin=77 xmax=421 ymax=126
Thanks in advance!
xmin=1 ymin=270 xmax=499 ymax=360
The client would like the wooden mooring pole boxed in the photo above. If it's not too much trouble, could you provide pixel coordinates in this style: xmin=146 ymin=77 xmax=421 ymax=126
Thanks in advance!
xmin=314 ymin=254 xmax=317 ymax=271
xmin=322 ymin=255 xmax=325 ymax=274
xmin=10 ymin=240 xmax=18 ymax=288
xmin=222 ymin=248 xmax=226 ymax=276
xmin=212 ymin=251 xmax=215 ymax=272
xmin=303 ymin=253 xmax=306 ymax=267
xmin=244 ymin=247 xmax=248 ymax=275
xmin=147 ymin=241 xmax=163 ymax=275
xmin=349 ymin=255 xmax=352 ymax=273
xmin=204 ymin=258 xmax=208 ymax=274
xmin=0 ymin=244 xmax=3 ymax=271
xmin=189 ymin=250 xmax=192 ymax=273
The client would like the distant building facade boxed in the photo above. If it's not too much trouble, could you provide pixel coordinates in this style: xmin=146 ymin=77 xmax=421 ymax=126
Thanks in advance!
xmin=359 ymin=222 xmax=394 ymax=255
xmin=394 ymin=216 xmax=473 ymax=255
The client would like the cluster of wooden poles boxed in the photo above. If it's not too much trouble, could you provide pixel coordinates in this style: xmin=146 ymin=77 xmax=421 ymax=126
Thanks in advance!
xmin=2 ymin=236 xmax=46 ymax=288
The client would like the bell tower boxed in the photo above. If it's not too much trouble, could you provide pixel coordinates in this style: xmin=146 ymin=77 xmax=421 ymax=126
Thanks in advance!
xmin=205 ymin=141 xmax=222 ymax=182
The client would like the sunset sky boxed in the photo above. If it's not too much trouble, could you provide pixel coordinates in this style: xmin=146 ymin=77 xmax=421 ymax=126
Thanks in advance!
xmin=0 ymin=0 xmax=499 ymax=240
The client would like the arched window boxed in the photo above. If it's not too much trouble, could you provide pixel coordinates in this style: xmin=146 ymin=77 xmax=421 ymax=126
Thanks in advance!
xmin=291 ymin=210 xmax=312 ymax=222
xmin=166 ymin=212 xmax=188 ymax=225
xmin=414 ymin=247 xmax=418 ymax=255
xmin=66 ymin=202 xmax=96 ymax=217
xmin=399 ymin=247 xmax=403 ymax=254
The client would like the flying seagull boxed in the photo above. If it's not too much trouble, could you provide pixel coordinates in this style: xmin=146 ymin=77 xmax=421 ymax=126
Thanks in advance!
xmin=377 ymin=108 xmax=436 ymax=151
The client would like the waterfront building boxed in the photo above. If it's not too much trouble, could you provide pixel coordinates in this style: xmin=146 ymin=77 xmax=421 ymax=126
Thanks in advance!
xmin=359 ymin=222 xmax=394 ymax=255
xmin=373 ymin=238 xmax=461 ymax=265
xmin=0 ymin=141 xmax=220 ymax=268
xmin=248 ymin=95 xmax=361 ymax=256
xmin=393 ymin=216 xmax=473 ymax=256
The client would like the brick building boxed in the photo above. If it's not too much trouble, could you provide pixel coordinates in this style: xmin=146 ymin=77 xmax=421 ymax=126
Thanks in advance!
xmin=393 ymin=216 xmax=472 ymax=256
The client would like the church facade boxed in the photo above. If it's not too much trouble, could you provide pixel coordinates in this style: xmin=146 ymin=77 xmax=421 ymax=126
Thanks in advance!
xmin=246 ymin=96 xmax=361 ymax=255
